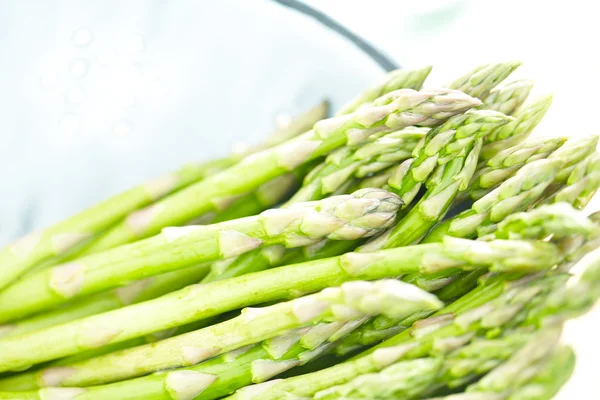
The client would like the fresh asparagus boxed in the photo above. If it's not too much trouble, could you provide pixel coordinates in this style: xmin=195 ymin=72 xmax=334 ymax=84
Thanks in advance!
xmin=0 ymin=189 xmax=401 ymax=322
xmin=223 ymin=286 xmax=561 ymax=400
xmin=545 ymin=134 xmax=599 ymax=183
xmin=506 ymin=345 xmax=575 ymax=400
xmin=0 ymin=101 xmax=330 ymax=290
xmin=81 ymin=88 xmax=478 ymax=255
xmin=291 ymin=127 xmax=427 ymax=202
xmin=218 ymin=110 xmax=513 ymax=281
xmin=7 ymin=280 xmax=441 ymax=388
xmin=479 ymin=79 xmax=534 ymax=115
xmin=185 ymin=171 xmax=305 ymax=225
xmin=414 ymin=137 xmax=598 ymax=293
xmin=200 ymin=127 xmax=428 ymax=284
xmin=422 ymin=158 xmax=560 ymax=243
xmin=248 ymin=243 xmax=596 ymax=400
xmin=0 ymin=263 xmax=211 ymax=339
xmin=336 ymin=66 xmax=432 ymax=115
xmin=386 ymin=110 xmax=513 ymax=207
xmin=481 ymin=95 xmax=553 ymax=159
xmin=239 ymin=236 xmax=600 ymax=399
xmin=334 ymin=203 xmax=594 ymax=354
xmin=5 ymin=166 xmax=320 ymax=336
xmin=313 ymin=329 xmax=557 ymax=400
xmin=543 ymin=151 xmax=600 ymax=209
xmin=0 ymin=237 xmax=558 ymax=372
xmin=423 ymin=330 xmax=564 ymax=400
xmin=448 ymin=61 xmax=522 ymax=100
xmin=460 ymin=136 xmax=567 ymax=202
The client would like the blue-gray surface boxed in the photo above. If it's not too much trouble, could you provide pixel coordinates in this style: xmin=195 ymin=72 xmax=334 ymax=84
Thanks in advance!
xmin=0 ymin=0 xmax=391 ymax=245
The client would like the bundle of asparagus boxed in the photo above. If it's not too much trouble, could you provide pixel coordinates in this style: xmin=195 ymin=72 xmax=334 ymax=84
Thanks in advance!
xmin=0 ymin=61 xmax=598 ymax=400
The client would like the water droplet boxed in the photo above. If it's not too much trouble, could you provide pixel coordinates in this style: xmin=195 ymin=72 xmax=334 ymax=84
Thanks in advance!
xmin=275 ymin=112 xmax=292 ymax=129
xmin=73 ymin=28 xmax=93 ymax=47
xmin=70 ymin=59 xmax=88 ymax=78
xmin=41 ymin=71 xmax=58 ymax=88
xmin=60 ymin=114 xmax=81 ymax=136
xmin=66 ymin=86 xmax=85 ymax=105
xmin=126 ymin=34 xmax=145 ymax=53
xmin=114 ymin=120 xmax=134 ymax=137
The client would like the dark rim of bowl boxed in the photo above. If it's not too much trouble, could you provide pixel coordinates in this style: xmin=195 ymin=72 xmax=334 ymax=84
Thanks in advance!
xmin=272 ymin=0 xmax=399 ymax=72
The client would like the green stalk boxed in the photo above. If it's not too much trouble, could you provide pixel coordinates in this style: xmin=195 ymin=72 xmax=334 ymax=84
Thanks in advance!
xmin=314 ymin=329 xmax=556 ymax=400
xmin=5 ymin=164 xmax=320 ymax=336
xmin=423 ymin=331 xmax=564 ymax=400
xmin=336 ymin=66 xmax=432 ymax=115
xmin=335 ymin=203 xmax=594 ymax=354
xmin=0 ymin=189 xmax=401 ymax=322
xmin=479 ymin=79 xmax=533 ymax=115
xmin=543 ymin=151 xmax=600 ymax=209
xmin=9 ymin=280 xmax=442 ymax=388
xmin=203 ymin=127 xmax=427 ymax=284
xmin=461 ymin=136 xmax=567 ymax=202
xmin=249 ymin=243 xmax=597 ymax=400
xmin=507 ymin=346 xmax=575 ymax=400
xmin=290 ymin=127 xmax=427 ymax=203
xmin=224 ymin=280 xmax=561 ymax=400
xmin=0 ymin=264 xmax=211 ymax=339
xmin=481 ymin=95 xmax=553 ymax=159
xmin=0 ymin=237 xmax=559 ymax=372
xmin=448 ymin=61 xmax=522 ymax=100
xmin=423 ymin=158 xmax=560 ymax=243
xmin=0 ymin=101 xmax=330 ymax=289
xmin=386 ymin=110 xmax=513 ymax=207
xmin=83 ymin=88 xmax=478 ymax=254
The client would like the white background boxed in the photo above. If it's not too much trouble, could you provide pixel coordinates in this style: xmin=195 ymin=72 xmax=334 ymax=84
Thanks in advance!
xmin=305 ymin=0 xmax=600 ymax=397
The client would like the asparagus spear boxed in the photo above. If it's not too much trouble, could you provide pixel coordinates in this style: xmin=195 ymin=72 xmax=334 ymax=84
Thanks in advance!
xmin=334 ymin=203 xmax=594 ymax=354
xmin=0 ymin=318 xmax=376 ymax=398
xmin=543 ymin=151 xmax=600 ymax=209
xmin=0 ymin=189 xmax=401 ymax=322
xmin=4 ymin=166 xmax=321 ymax=337
xmin=415 ymin=138 xmax=598 ymax=293
xmin=201 ymin=127 xmax=428 ymax=284
xmin=336 ymin=66 xmax=433 ymax=115
xmin=423 ymin=158 xmax=560 ymax=243
xmin=19 ymin=299 xmax=559 ymax=400
xmin=312 ymin=357 xmax=445 ymax=399
xmin=270 ymin=109 xmax=513 ymax=271
xmin=224 ymin=283 xmax=562 ymax=400
xmin=479 ymin=79 xmax=534 ymax=115
xmin=0 ymin=263 xmax=212 ymax=339
xmin=507 ymin=345 xmax=575 ymax=400
xmin=386 ymin=110 xmax=513 ymax=207
xmin=244 ymin=234 xmax=600 ymax=398
xmin=10 ymin=280 xmax=441 ymax=388
xmin=290 ymin=127 xmax=427 ymax=203
xmin=423 ymin=331 xmax=564 ymax=400
xmin=545 ymin=134 xmax=599 ymax=183
xmin=448 ymin=61 xmax=522 ymax=100
xmin=481 ymin=95 xmax=553 ymax=159
xmin=251 ymin=243 xmax=595 ymax=400
xmin=313 ymin=329 xmax=557 ymax=400
xmin=0 ymin=237 xmax=558 ymax=372
xmin=0 ymin=101 xmax=330 ymax=290
xmin=461 ymin=136 xmax=567 ymax=202
xmin=218 ymin=110 xmax=513 ymax=282
xmin=80 ymin=88 xmax=478 ymax=256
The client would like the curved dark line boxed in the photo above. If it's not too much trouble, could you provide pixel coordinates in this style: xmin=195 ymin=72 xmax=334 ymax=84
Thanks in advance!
xmin=272 ymin=0 xmax=399 ymax=72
